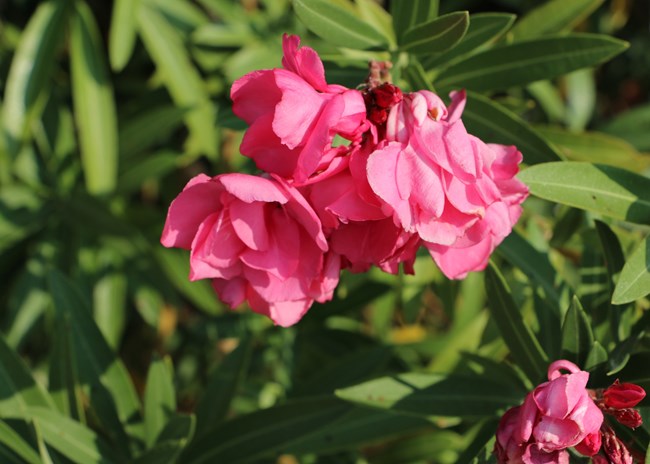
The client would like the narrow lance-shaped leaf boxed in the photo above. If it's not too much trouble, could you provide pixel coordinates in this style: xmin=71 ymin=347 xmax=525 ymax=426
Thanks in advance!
xmin=70 ymin=1 xmax=119 ymax=195
xmin=391 ymin=0 xmax=438 ymax=42
xmin=2 ymin=0 xmax=69 ymax=157
xmin=109 ymin=0 xmax=141 ymax=71
xmin=0 ymin=420 xmax=41 ymax=464
xmin=436 ymin=34 xmax=628 ymax=92
xmin=336 ymin=372 xmax=524 ymax=418
xmin=518 ymin=161 xmax=650 ymax=224
xmin=561 ymin=296 xmax=595 ymax=368
xmin=144 ymin=357 xmax=176 ymax=447
xmin=400 ymin=11 xmax=469 ymax=56
xmin=613 ymin=237 xmax=650 ymax=305
xmin=461 ymin=91 xmax=563 ymax=165
xmin=293 ymin=0 xmax=386 ymax=50
xmin=137 ymin=1 xmax=217 ymax=158
xmin=599 ymin=103 xmax=650 ymax=151
xmin=485 ymin=262 xmax=548 ymax=383
xmin=510 ymin=0 xmax=604 ymax=40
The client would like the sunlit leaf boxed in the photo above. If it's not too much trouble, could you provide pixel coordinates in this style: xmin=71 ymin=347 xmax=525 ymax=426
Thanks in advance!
xmin=510 ymin=0 xmax=604 ymax=40
xmin=109 ymin=0 xmax=141 ymax=71
xmin=613 ymin=237 xmax=650 ymax=305
xmin=144 ymin=357 xmax=176 ymax=447
xmin=518 ymin=162 xmax=650 ymax=224
xmin=561 ymin=296 xmax=594 ymax=367
xmin=400 ymin=12 xmax=469 ymax=56
xmin=0 ymin=420 xmax=41 ymax=464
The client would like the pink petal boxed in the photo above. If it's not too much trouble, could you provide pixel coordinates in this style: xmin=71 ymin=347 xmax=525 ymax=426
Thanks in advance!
xmin=240 ymin=113 xmax=299 ymax=177
xmin=533 ymin=416 xmax=583 ymax=450
xmin=230 ymin=69 xmax=282 ymax=123
xmin=189 ymin=211 xmax=244 ymax=281
xmin=425 ymin=231 xmax=493 ymax=279
xmin=281 ymin=34 xmax=329 ymax=93
xmin=212 ymin=278 xmax=247 ymax=308
xmin=161 ymin=174 xmax=222 ymax=249
xmin=446 ymin=89 xmax=466 ymax=123
xmin=229 ymin=200 xmax=271 ymax=251
xmin=220 ymin=173 xmax=289 ymax=204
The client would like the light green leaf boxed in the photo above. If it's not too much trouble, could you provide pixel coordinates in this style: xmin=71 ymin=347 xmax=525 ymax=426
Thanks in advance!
xmin=534 ymin=126 xmax=650 ymax=172
xmin=424 ymin=13 xmax=515 ymax=69
xmin=70 ymin=1 xmax=119 ymax=195
xmin=144 ymin=357 xmax=176 ymax=447
xmin=355 ymin=0 xmax=396 ymax=49
xmin=93 ymin=248 xmax=127 ymax=350
xmin=565 ymin=69 xmax=596 ymax=131
xmin=181 ymin=397 xmax=350 ymax=464
xmin=47 ymin=270 xmax=142 ymax=442
xmin=191 ymin=23 xmax=252 ymax=49
xmin=0 ymin=420 xmax=41 ymax=464
xmin=599 ymin=103 xmax=650 ymax=151
xmin=485 ymin=262 xmax=548 ymax=383
xmin=137 ymin=2 xmax=217 ymax=158
xmin=436 ymin=34 xmax=628 ymax=92
xmin=613 ymin=237 xmax=650 ymax=304
xmin=195 ymin=338 xmax=252 ymax=437
xmin=400 ymin=12 xmax=469 ymax=56
xmin=391 ymin=0 xmax=438 ymax=42
xmin=510 ymin=0 xmax=604 ymax=40
xmin=560 ymin=296 xmax=594 ymax=367
xmin=293 ymin=0 xmax=387 ymax=50
xmin=336 ymin=372 xmax=523 ymax=418
xmin=518 ymin=162 xmax=650 ymax=224
xmin=2 ymin=0 xmax=68 ymax=157
xmin=462 ymin=91 xmax=563 ymax=165
xmin=109 ymin=0 xmax=141 ymax=71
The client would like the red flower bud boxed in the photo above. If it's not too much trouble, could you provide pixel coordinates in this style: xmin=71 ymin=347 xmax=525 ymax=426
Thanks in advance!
xmin=604 ymin=380 xmax=646 ymax=409
xmin=603 ymin=432 xmax=633 ymax=464
xmin=373 ymin=83 xmax=403 ymax=108
xmin=575 ymin=430 xmax=602 ymax=456
xmin=368 ymin=107 xmax=388 ymax=125
xmin=591 ymin=455 xmax=609 ymax=464
xmin=612 ymin=408 xmax=643 ymax=428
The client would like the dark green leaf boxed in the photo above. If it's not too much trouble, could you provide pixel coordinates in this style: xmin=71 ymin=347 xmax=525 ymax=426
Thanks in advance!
xmin=181 ymin=397 xmax=350 ymax=464
xmin=403 ymin=57 xmax=436 ymax=92
xmin=436 ymin=34 xmax=628 ymax=92
xmin=462 ymin=91 xmax=563 ymax=165
xmin=599 ymin=103 xmax=650 ymax=151
xmin=391 ymin=0 xmax=438 ymax=42
xmin=0 ymin=420 xmax=41 ymax=464
xmin=370 ymin=428 xmax=465 ymax=464
xmin=485 ymin=262 xmax=548 ymax=383
xmin=510 ymin=0 xmax=604 ymax=40
xmin=518 ymin=162 xmax=650 ymax=224
xmin=337 ymin=372 xmax=523 ymax=418
xmin=400 ymin=12 xmax=469 ymax=56
xmin=119 ymin=106 xmax=186 ymax=161
xmin=561 ymin=296 xmax=594 ymax=367
xmin=584 ymin=341 xmax=608 ymax=371
xmin=2 ymin=0 xmax=69 ymax=157
xmin=613 ymin=237 xmax=650 ymax=304
xmin=70 ymin=1 xmax=119 ymax=195
xmin=293 ymin=0 xmax=386 ymax=50
xmin=131 ymin=442 xmax=184 ymax=464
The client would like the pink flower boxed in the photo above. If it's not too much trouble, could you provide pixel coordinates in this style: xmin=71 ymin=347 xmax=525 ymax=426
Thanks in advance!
xmin=495 ymin=360 xmax=604 ymax=463
xmin=161 ymin=173 xmax=340 ymax=326
xmin=230 ymin=34 xmax=367 ymax=183
xmin=365 ymin=90 xmax=528 ymax=279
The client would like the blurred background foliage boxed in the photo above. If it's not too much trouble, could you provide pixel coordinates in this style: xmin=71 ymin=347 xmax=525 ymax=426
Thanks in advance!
xmin=0 ymin=0 xmax=649 ymax=463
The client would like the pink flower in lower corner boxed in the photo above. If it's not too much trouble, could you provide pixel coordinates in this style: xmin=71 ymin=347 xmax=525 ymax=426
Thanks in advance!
xmin=161 ymin=173 xmax=339 ymax=327
xmin=230 ymin=34 xmax=367 ymax=184
xmin=495 ymin=360 xmax=604 ymax=463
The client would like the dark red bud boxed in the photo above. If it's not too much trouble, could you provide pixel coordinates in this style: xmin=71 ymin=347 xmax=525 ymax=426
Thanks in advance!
xmin=373 ymin=83 xmax=403 ymax=108
xmin=604 ymin=380 xmax=646 ymax=409
xmin=368 ymin=107 xmax=387 ymax=125
xmin=591 ymin=455 xmax=609 ymax=464
xmin=603 ymin=432 xmax=634 ymax=464
xmin=613 ymin=408 xmax=643 ymax=428
xmin=575 ymin=431 xmax=602 ymax=456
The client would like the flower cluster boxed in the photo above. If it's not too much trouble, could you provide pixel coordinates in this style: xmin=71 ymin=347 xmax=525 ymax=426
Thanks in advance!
xmin=161 ymin=34 xmax=528 ymax=326
xmin=495 ymin=360 xmax=646 ymax=464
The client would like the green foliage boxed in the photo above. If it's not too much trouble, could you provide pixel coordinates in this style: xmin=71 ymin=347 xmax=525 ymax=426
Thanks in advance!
xmin=0 ymin=0 xmax=648 ymax=462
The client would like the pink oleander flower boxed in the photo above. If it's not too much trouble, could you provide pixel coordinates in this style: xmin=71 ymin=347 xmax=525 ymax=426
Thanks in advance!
xmin=231 ymin=34 xmax=367 ymax=183
xmin=365 ymin=89 xmax=528 ymax=279
xmin=495 ymin=360 xmax=604 ymax=463
xmin=161 ymin=173 xmax=339 ymax=327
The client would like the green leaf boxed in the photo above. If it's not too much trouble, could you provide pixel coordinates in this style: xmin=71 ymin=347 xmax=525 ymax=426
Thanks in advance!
xmin=2 ymin=0 xmax=69 ymax=157
xmin=336 ymin=372 xmax=523 ymax=418
xmin=0 ymin=420 xmax=41 ymax=464
xmin=403 ymin=57 xmax=436 ymax=92
xmin=47 ymin=270 xmax=142 ymax=443
xmin=599 ymin=103 xmax=650 ymax=151
xmin=0 ymin=186 xmax=48 ymax=255
xmin=424 ymin=13 xmax=516 ymax=69
xmin=391 ymin=0 xmax=438 ymax=42
xmin=612 ymin=237 xmax=650 ymax=304
xmin=70 ymin=1 xmax=119 ymax=195
xmin=109 ymin=0 xmax=141 ymax=71
xmin=370 ymin=428 xmax=465 ymax=464
xmin=0 ymin=334 xmax=54 ymax=418
xmin=117 ymin=151 xmax=180 ymax=194
xmin=144 ymin=357 xmax=176 ymax=447
xmin=355 ymin=0 xmax=396 ymax=49
xmin=293 ymin=0 xmax=387 ymax=50
xmin=93 ymin=248 xmax=127 ymax=350
xmin=436 ymin=34 xmax=628 ymax=92
xmin=119 ymin=106 xmax=187 ymax=161
xmin=400 ymin=12 xmax=469 ymax=56
xmin=485 ymin=262 xmax=548 ymax=383
xmin=560 ymin=296 xmax=594 ymax=367
xmin=518 ymin=162 xmax=650 ymax=224
xmin=131 ymin=442 xmax=184 ymax=464
xmin=181 ymin=397 xmax=350 ymax=464
xmin=510 ymin=0 xmax=604 ymax=40
xmin=195 ymin=338 xmax=252 ymax=437
xmin=534 ymin=126 xmax=650 ymax=172
xmin=29 ymin=407 xmax=118 ymax=464
xmin=584 ymin=341 xmax=608 ymax=370
xmin=137 ymin=2 xmax=217 ymax=158
xmin=462 ymin=91 xmax=563 ymax=165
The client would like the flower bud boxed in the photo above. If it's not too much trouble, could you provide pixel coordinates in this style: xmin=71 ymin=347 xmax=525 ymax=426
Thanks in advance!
xmin=591 ymin=455 xmax=609 ymax=464
xmin=613 ymin=408 xmax=643 ymax=429
xmin=604 ymin=380 xmax=646 ymax=409
xmin=373 ymin=83 xmax=403 ymax=108
xmin=603 ymin=432 xmax=633 ymax=464
xmin=575 ymin=430 xmax=602 ymax=456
